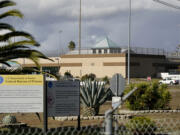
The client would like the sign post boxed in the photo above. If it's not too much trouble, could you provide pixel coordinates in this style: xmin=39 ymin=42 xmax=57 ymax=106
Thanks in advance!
xmin=110 ymin=74 xmax=125 ymax=108
xmin=43 ymin=75 xmax=48 ymax=133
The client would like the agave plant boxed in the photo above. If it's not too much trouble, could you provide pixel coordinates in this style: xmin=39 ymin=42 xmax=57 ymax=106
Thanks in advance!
xmin=80 ymin=80 xmax=111 ymax=116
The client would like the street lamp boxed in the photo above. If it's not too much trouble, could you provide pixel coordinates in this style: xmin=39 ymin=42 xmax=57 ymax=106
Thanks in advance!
xmin=127 ymin=0 xmax=132 ymax=85
xmin=58 ymin=30 xmax=63 ymax=57
xmin=79 ymin=0 xmax=82 ymax=54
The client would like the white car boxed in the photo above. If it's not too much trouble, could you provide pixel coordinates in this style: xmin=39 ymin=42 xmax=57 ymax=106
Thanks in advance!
xmin=159 ymin=78 xmax=179 ymax=85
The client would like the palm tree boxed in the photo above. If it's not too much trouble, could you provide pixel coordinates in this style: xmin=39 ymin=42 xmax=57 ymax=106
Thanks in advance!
xmin=175 ymin=44 xmax=180 ymax=56
xmin=68 ymin=41 xmax=76 ymax=51
xmin=0 ymin=0 xmax=51 ymax=73
xmin=0 ymin=0 xmax=55 ymax=121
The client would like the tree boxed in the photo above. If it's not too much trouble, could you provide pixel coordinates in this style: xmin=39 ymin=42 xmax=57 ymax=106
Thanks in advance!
xmin=124 ymin=82 xmax=171 ymax=110
xmin=0 ymin=0 xmax=51 ymax=73
xmin=68 ymin=41 xmax=76 ymax=51
xmin=81 ymin=73 xmax=96 ymax=81
xmin=175 ymin=44 xmax=180 ymax=56
xmin=64 ymin=71 xmax=73 ymax=79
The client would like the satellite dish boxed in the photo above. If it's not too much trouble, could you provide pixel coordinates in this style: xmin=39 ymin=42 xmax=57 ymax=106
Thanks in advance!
xmin=110 ymin=74 xmax=125 ymax=96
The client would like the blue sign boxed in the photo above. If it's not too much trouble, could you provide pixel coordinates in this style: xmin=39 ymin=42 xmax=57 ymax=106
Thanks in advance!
xmin=0 ymin=76 xmax=4 ymax=84
xmin=48 ymin=82 xmax=53 ymax=88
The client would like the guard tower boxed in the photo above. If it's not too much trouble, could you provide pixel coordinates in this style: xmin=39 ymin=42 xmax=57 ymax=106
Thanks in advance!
xmin=91 ymin=37 xmax=121 ymax=54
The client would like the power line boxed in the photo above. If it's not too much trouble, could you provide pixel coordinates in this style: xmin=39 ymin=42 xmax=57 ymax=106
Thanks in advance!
xmin=153 ymin=0 xmax=180 ymax=10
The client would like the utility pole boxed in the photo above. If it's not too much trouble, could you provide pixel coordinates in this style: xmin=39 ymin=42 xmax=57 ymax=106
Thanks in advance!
xmin=127 ymin=0 xmax=132 ymax=85
xmin=79 ymin=0 xmax=82 ymax=54
xmin=58 ymin=30 xmax=63 ymax=57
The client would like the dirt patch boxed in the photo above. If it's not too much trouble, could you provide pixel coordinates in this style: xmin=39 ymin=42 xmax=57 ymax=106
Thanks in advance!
xmin=169 ymin=88 xmax=180 ymax=109
xmin=0 ymin=113 xmax=104 ymax=129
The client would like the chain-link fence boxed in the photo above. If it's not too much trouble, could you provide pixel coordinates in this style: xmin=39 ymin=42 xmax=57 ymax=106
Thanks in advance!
xmin=0 ymin=112 xmax=180 ymax=135
xmin=109 ymin=113 xmax=180 ymax=135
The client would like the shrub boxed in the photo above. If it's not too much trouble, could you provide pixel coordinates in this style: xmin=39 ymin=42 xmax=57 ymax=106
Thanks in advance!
xmin=2 ymin=115 xmax=17 ymax=125
xmin=126 ymin=116 xmax=156 ymax=135
xmin=81 ymin=73 xmax=96 ymax=81
xmin=64 ymin=71 xmax=73 ymax=79
xmin=88 ymin=73 xmax=96 ymax=81
xmin=124 ymin=82 xmax=171 ymax=110
xmin=102 ymin=76 xmax=109 ymax=84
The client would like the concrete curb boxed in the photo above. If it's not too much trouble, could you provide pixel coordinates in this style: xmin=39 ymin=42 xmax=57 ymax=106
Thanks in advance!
xmin=54 ymin=110 xmax=180 ymax=121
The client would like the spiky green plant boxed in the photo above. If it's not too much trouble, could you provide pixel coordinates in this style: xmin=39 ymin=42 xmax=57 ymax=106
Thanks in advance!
xmin=80 ymin=80 xmax=111 ymax=116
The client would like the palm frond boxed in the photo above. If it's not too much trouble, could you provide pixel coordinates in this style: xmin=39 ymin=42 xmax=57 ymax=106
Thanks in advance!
xmin=0 ymin=49 xmax=52 ymax=69
xmin=0 ymin=67 xmax=58 ymax=80
xmin=10 ymin=40 xmax=40 ymax=47
xmin=0 ymin=9 xmax=23 ymax=19
xmin=0 ymin=44 xmax=30 ymax=53
xmin=0 ymin=61 xmax=11 ymax=67
xmin=0 ymin=23 xmax=15 ymax=31
xmin=30 ymin=50 xmax=53 ymax=61
xmin=0 ymin=31 xmax=34 ymax=41
xmin=0 ymin=0 xmax=16 ymax=9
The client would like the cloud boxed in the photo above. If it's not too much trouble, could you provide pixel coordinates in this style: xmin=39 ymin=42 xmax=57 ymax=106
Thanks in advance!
xmin=5 ymin=0 xmax=179 ymax=56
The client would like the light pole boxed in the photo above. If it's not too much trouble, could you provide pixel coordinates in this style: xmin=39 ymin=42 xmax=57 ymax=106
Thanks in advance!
xmin=58 ymin=30 xmax=63 ymax=57
xmin=127 ymin=0 xmax=132 ymax=85
xmin=79 ymin=0 xmax=82 ymax=54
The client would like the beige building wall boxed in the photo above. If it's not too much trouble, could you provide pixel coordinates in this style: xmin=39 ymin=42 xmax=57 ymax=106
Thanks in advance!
xmin=59 ymin=54 xmax=126 ymax=78
xmin=12 ymin=54 xmax=172 ymax=78
xmin=15 ymin=57 xmax=60 ymax=67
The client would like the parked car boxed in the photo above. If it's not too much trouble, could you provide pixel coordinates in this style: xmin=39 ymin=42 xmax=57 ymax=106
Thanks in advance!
xmin=159 ymin=77 xmax=179 ymax=85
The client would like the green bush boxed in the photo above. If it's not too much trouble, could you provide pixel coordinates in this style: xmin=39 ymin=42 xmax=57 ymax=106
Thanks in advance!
xmin=125 ymin=82 xmax=171 ymax=110
xmin=102 ymin=76 xmax=109 ymax=84
xmin=81 ymin=73 xmax=96 ymax=81
xmin=126 ymin=116 xmax=156 ymax=135
xmin=64 ymin=71 xmax=73 ymax=79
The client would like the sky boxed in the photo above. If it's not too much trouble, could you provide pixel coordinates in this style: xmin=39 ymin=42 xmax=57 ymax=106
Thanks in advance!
xmin=3 ymin=0 xmax=180 ymax=56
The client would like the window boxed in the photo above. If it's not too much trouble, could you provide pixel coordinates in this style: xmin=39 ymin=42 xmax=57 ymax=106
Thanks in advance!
xmin=91 ymin=63 xmax=95 ymax=66
xmin=114 ymin=49 xmax=118 ymax=53
xmin=118 ymin=49 xmax=121 ymax=53
xmin=110 ymin=49 xmax=113 ymax=53
xmin=93 ymin=49 xmax=96 ymax=54
xmin=98 ymin=49 xmax=102 ymax=54
xmin=104 ymin=49 xmax=107 ymax=54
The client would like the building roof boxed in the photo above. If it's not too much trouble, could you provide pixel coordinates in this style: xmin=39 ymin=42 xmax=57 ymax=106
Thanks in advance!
xmin=92 ymin=37 xmax=120 ymax=49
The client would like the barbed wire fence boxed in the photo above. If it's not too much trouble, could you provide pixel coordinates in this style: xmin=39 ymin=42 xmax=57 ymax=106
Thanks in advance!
xmin=67 ymin=46 xmax=180 ymax=59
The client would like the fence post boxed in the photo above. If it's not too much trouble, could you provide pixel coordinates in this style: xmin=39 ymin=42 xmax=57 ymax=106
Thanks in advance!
xmin=114 ymin=120 xmax=119 ymax=135
xmin=105 ymin=109 xmax=113 ymax=135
